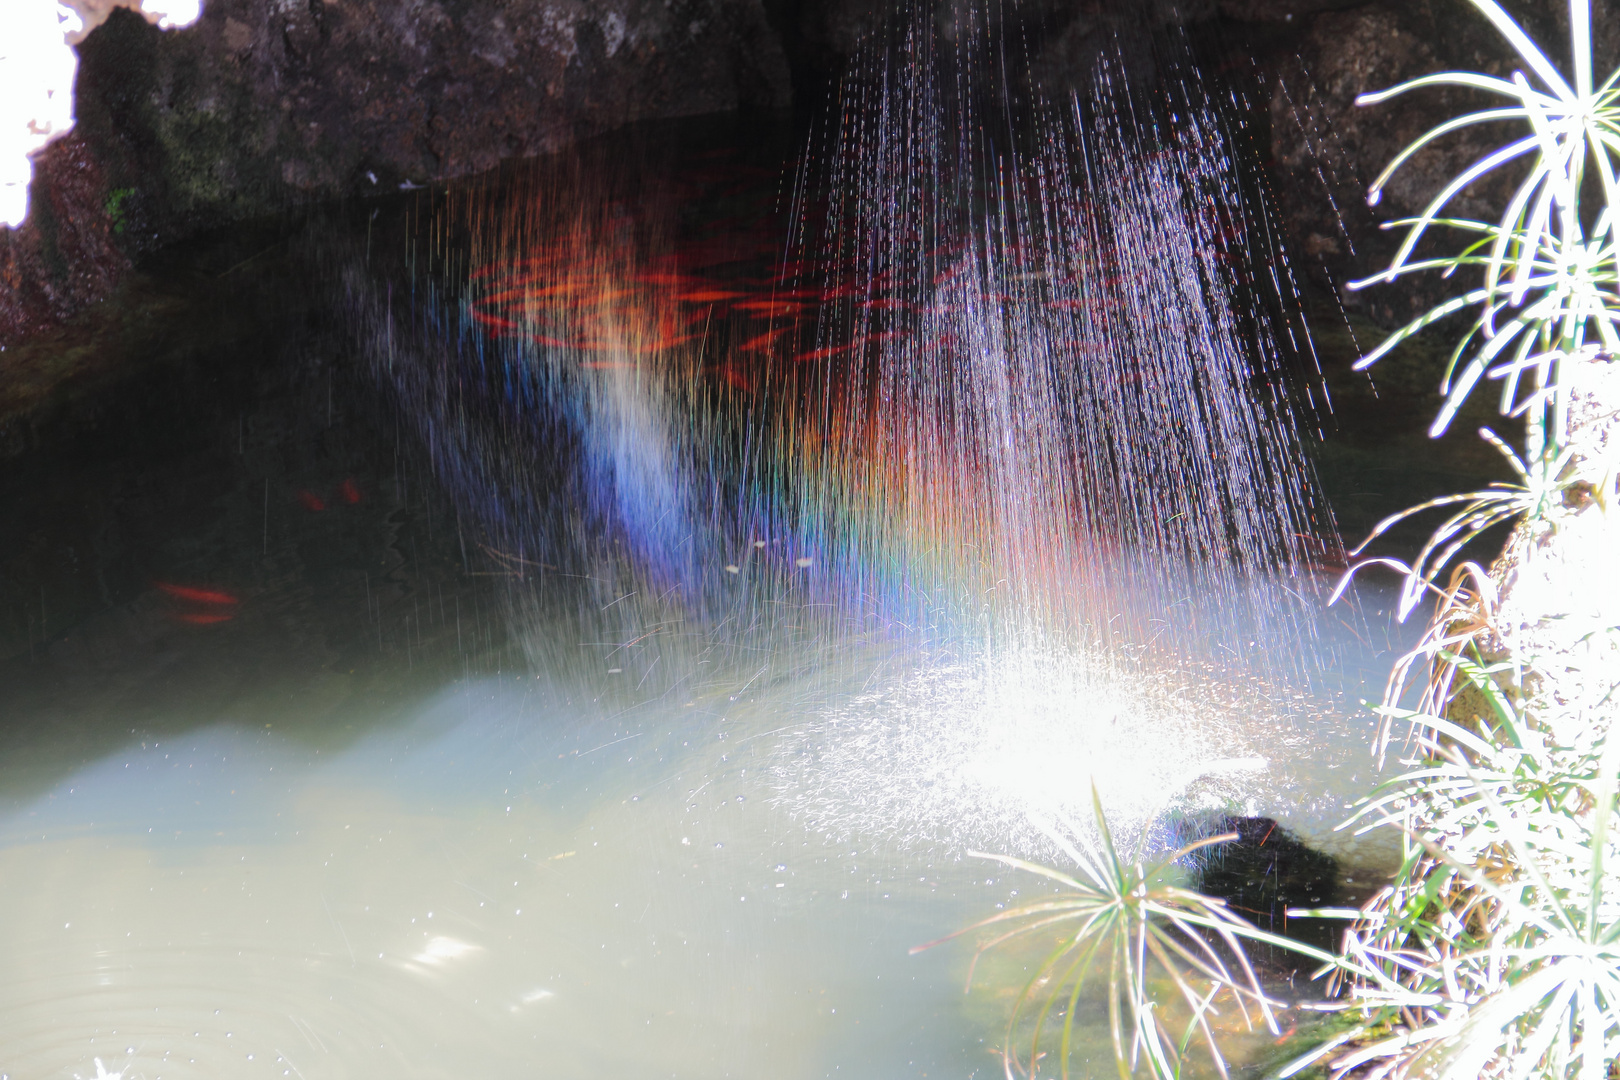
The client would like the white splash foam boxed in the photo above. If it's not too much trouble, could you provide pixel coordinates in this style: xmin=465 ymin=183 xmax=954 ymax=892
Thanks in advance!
xmin=411 ymin=935 xmax=484 ymax=966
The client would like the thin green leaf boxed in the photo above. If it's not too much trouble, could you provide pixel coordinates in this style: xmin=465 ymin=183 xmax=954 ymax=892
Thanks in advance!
xmin=1461 ymin=0 xmax=1576 ymax=99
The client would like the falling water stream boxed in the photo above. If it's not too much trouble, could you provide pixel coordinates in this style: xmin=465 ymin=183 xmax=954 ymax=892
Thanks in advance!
xmin=0 ymin=17 xmax=1434 ymax=1080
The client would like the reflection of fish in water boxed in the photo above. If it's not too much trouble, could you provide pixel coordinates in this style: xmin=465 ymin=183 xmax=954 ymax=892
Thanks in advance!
xmin=156 ymin=581 xmax=240 ymax=625
xmin=298 ymin=480 xmax=365 ymax=511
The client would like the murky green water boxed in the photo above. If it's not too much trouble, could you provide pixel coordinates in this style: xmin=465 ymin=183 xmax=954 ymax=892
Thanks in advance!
xmin=0 ymin=115 xmax=1489 ymax=1080
xmin=0 ymin=642 xmax=1393 ymax=1079
xmin=0 ymin=398 xmax=1406 ymax=1080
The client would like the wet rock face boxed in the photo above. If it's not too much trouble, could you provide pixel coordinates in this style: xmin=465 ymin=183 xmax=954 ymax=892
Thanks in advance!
xmin=4 ymin=0 xmax=1613 ymax=347
xmin=75 ymin=0 xmax=792 ymax=241
xmin=1 ymin=0 xmax=792 ymax=345
xmin=0 ymin=134 xmax=129 ymax=344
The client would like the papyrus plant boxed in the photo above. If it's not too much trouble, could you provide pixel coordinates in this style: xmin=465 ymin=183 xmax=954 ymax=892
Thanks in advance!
xmin=1292 ymin=616 xmax=1620 ymax=1080
xmin=1344 ymin=0 xmax=1620 ymax=617
xmin=913 ymin=788 xmax=1345 ymax=1080
xmin=1309 ymin=4 xmax=1620 ymax=1077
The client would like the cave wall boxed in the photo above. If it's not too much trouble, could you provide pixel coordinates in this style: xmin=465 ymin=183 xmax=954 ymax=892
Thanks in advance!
xmin=2 ymin=0 xmax=1612 ymax=347
xmin=2 ymin=0 xmax=793 ymax=345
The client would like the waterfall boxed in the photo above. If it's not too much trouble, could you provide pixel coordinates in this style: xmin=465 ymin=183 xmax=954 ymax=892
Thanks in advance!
xmin=342 ymin=10 xmax=1351 ymax=849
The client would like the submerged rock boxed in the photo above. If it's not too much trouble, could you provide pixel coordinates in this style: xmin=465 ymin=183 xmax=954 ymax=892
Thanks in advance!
xmin=1190 ymin=815 xmax=1342 ymax=960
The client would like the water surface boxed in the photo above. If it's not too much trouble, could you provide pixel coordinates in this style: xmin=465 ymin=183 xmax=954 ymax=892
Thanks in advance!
xmin=0 ymin=100 xmax=1456 ymax=1079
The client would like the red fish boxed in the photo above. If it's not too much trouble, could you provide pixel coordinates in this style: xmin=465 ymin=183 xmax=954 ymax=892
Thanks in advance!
xmin=340 ymin=479 xmax=362 ymax=504
xmin=298 ymin=490 xmax=327 ymax=512
xmin=472 ymin=309 xmax=520 ymax=332
xmin=799 ymin=330 xmax=908 ymax=362
xmin=678 ymin=289 xmax=747 ymax=303
xmin=156 ymin=583 xmax=240 ymax=606
xmin=737 ymin=328 xmax=788 ymax=353
xmin=733 ymin=301 xmax=808 ymax=318
xmin=714 ymin=366 xmax=755 ymax=393
xmin=794 ymin=342 xmax=856 ymax=362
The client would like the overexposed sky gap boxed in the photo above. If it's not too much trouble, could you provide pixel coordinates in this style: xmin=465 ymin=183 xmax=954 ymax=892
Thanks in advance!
xmin=1 ymin=1 xmax=202 ymax=229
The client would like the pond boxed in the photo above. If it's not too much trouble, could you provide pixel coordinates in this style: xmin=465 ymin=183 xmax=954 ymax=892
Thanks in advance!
xmin=0 ymin=40 xmax=1502 ymax=1080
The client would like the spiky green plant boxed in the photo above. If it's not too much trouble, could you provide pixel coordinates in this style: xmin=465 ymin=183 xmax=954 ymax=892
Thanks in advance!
xmin=1306 ymin=6 xmax=1620 ymax=1074
xmin=914 ymin=787 xmax=1344 ymax=1080
xmin=1333 ymin=433 xmax=1578 ymax=622
xmin=1345 ymin=0 xmax=1620 ymax=606
xmin=1284 ymin=623 xmax=1620 ymax=1080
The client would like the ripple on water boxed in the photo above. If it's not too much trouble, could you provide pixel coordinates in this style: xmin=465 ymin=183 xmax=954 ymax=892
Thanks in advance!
xmin=0 ymin=883 xmax=496 ymax=1077
xmin=0 ymin=709 xmax=993 ymax=1079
